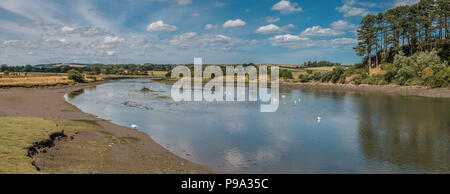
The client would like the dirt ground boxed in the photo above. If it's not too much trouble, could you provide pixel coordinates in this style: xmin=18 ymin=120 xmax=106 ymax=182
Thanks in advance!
xmin=0 ymin=82 xmax=213 ymax=174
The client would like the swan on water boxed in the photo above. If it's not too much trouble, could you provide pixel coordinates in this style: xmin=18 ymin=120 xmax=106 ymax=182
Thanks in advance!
xmin=131 ymin=124 xmax=138 ymax=129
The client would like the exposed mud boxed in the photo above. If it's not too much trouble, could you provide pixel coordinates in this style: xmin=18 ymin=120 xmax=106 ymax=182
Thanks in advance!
xmin=27 ymin=130 xmax=71 ymax=171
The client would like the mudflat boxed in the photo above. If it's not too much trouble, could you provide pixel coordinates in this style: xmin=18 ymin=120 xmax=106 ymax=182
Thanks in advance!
xmin=0 ymin=82 xmax=213 ymax=174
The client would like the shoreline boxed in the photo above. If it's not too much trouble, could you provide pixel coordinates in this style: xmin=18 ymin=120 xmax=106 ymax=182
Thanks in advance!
xmin=280 ymin=82 xmax=450 ymax=98
xmin=0 ymin=80 xmax=214 ymax=174
xmin=153 ymin=78 xmax=450 ymax=98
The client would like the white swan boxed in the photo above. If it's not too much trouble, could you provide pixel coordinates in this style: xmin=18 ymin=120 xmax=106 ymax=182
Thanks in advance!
xmin=131 ymin=124 xmax=138 ymax=129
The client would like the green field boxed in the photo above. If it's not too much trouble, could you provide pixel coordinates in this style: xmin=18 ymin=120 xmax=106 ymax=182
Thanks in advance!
xmin=280 ymin=66 xmax=334 ymax=79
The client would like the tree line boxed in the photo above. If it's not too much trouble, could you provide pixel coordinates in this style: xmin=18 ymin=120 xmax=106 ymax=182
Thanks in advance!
xmin=355 ymin=0 xmax=449 ymax=69
xmin=0 ymin=64 xmax=176 ymax=75
xmin=302 ymin=61 xmax=342 ymax=67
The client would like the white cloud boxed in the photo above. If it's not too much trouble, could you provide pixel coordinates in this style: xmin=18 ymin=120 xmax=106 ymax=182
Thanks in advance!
xmin=265 ymin=16 xmax=280 ymax=23
xmin=256 ymin=24 xmax=283 ymax=34
xmin=269 ymin=34 xmax=357 ymax=49
xmin=78 ymin=27 xmax=109 ymax=37
xmin=92 ymin=36 xmax=125 ymax=48
xmin=271 ymin=0 xmax=303 ymax=14
xmin=223 ymin=19 xmax=246 ymax=28
xmin=60 ymin=26 xmax=76 ymax=34
xmin=169 ymin=33 xmax=258 ymax=51
xmin=169 ymin=32 xmax=198 ymax=47
xmin=103 ymin=36 xmax=124 ymax=44
xmin=330 ymin=20 xmax=358 ymax=31
xmin=177 ymin=0 xmax=192 ymax=5
xmin=105 ymin=50 xmax=116 ymax=56
xmin=329 ymin=38 xmax=357 ymax=47
xmin=215 ymin=1 xmax=225 ymax=7
xmin=41 ymin=38 xmax=71 ymax=48
xmin=301 ymin=26 xmax=345 ymax=37
xmin=146 ymin=20 xmax=178 ymax=32
xmin=393 ymin=0 xmax=420 ymax=7
xmin=269 ymin=34 xmax=309 ymax=49
xmin=58 ymin=25 xmax=110 ymax=37
xmin=336 ymin=0 xmax=372 ymax=17
xmin=204 ymin=24 xmax=218 ymax=30
xmin=282 ymin=24 xmax=296 ymax=30
xmin=2 ymin=40 xmax=37 ymax=49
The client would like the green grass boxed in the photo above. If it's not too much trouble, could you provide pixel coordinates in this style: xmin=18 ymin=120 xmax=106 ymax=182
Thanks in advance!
xmin=0 ymin=117 xmax=103 ymax=174
xmin=280 ymin=66 xmax=334 ymax=79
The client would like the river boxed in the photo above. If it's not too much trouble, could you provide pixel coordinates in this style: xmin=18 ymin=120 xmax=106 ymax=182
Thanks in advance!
xmin=65 ymin=79 xmax=450 ymax=173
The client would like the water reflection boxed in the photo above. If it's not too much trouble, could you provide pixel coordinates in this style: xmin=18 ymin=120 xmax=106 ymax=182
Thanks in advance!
xmin=357 ymin=95 xmax=450 ymax=173
xmin=66 ymin=79 xmax=450 ymax=173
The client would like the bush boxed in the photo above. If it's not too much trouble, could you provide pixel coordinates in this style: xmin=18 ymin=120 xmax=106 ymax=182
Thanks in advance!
xmin=353 ymin=75 xmax=363 ymax=85
xmin=299 ymin=74 xmax=309 ymax=83
xmin=365 ymin=75 xmax=386 ymax=85
xmin=311 ymin=72 xmax=323 ymax=81
xmin=165 ymin=71 xmax=172 ymax=78
xmin=384 ymin=71 xmax=395 ymax=83
xmin=380 ymin=63 xmax=393 ymax=72
xmin=330 ymin=66 xmax=345 ymax=83
xmin=393 ymin=51 xmax=447 ymax=86
xmin=429 ymin=67 xmax=449 ymax=88
xmin=279 ymin=70 xmax=293 ymax=79
xmin=67 ymin=70 xmax=84 ymax=83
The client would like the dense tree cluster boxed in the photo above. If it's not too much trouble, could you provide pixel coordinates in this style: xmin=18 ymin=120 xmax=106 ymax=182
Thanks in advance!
xmin=0 ymin=63 xmax=176 ymax=75
xmin=302 ymin=61 xmax=342 ymax=67
xmin=355 ymin=0 xmax=449 ymax=68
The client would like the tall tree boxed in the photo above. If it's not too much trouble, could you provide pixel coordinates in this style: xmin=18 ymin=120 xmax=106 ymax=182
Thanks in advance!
xmin=355 ymin=15 xmax=378 ymax=70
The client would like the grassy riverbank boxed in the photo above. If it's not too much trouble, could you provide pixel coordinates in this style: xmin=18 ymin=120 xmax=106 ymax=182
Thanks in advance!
xmin=0 ymin=117 xmax=102 ymax=173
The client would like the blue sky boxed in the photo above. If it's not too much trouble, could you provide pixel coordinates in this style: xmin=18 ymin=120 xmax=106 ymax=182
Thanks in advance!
xmin=0 ymin=0 xmax=420 ymax=65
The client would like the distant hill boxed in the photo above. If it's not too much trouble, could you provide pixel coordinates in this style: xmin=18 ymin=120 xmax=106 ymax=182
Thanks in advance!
xmin=35 ymin=63 xmax=89 ymax=68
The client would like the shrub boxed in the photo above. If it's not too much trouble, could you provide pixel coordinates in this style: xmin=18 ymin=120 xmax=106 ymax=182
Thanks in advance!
xmin=330 ymin=66 xmax=345 ymax=83
xmin=384 ymin=71 xmax=395 ymax=83
xmin=299 ymin=74 xmax=309 ymax=83
xmin=165 ymin=71 xmax=172 ymax=78
xmin=321 ymin=72 xmax=332 ymax=82
xmin=429 ymin=67 xmax=449 ymax=88
xmin=67 ymin=69 xmax=84 ymax=83
xmin=353 ymin=75 xmax=363 ymax=85
xmin=280 ymin=70 xmax=293 ymax=79
xmin=393 ymin=51 xmax=447 ymax=86
xmin=380 ymin=63 xmax=393 ymax=72
xmin=366 ymin=75 xmax=386 ymax=85
xmin=311 ymin=72 xmax=323 ymax=81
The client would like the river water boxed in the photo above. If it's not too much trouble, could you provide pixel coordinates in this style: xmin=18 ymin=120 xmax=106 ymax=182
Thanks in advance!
xmin=65 ymin=79 xmax=450 ymax=173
